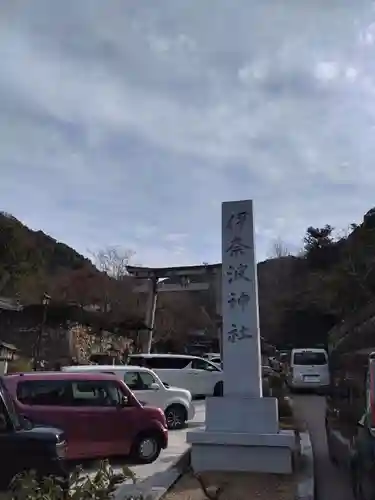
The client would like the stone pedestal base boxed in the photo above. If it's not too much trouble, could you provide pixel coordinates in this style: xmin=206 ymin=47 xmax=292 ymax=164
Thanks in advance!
xmin=186 ymin=396 xmax=294 ymax=474
xmin=204 ymin=396 xmax=279 ymax=434
xmin=187 ymin=428 xmax=294 ymax=473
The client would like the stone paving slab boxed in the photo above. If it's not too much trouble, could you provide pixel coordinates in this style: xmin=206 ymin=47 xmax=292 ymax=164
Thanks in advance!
xmin=114 ymin=447 xmax=191 ymax=500
xmin=292 ymin=395 xmax=354 ymax=500
xmin=82 ymin=400 xmax=205 ymax=483
xmin=129 ymin=400 xmax=205 ymax=481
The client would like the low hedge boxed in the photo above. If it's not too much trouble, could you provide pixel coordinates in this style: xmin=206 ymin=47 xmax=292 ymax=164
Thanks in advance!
xmin=4 ymin=460 xmax=140 ymax=500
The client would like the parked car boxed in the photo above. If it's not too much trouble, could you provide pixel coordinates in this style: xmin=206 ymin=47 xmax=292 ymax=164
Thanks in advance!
xmin=0 ymin=376 xmax=67 ymax=490
xmin=4 ymin=372 xmax=168 ymax=463
xmin=326 ymin=346 xmax=375 ymax=499
xmin=62 ymin=364 xmax=195 ymax=429
xmin=203 ymin=353 xmax=221 ymax=361
xmin=287 ymin=348 xmax=329 ymax=392
xmin=209 ymin=356 xmax=222 ymax=367
xmin=128 ymin=354 xmax=223 ymax=397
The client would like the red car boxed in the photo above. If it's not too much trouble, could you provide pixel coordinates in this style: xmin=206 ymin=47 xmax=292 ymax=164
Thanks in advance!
xmin=4 ymin=372 xmax=168 ymax=463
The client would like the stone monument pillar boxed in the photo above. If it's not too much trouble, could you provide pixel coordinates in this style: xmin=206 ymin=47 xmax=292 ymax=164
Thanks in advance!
xmin=187 ymin=199 xmax=294 ymax=473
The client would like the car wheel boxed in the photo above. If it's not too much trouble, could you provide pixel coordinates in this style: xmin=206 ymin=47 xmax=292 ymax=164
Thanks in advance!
xmin=165 ymin=404 xmax=187 ymax=430
xmin=131 ymin=433 xmax=162 ymax=464
xmin=213 ymin=381 xmax=223 ymax=397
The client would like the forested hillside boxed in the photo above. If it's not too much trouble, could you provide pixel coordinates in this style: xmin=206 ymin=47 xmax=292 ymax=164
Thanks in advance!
xmin=0 ymin=213 xmax=212 ymax=344
xmin=0 ymin=212 xmax=99 ymax=302
xmin=259 ymin=208 xmax=375 ymax=348
xmin=2 ymin=208 xmax=375 ymax=349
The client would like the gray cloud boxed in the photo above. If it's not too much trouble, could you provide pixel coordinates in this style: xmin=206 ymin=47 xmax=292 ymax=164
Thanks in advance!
xmin=1 ymin=0 xmax=375 ymax=266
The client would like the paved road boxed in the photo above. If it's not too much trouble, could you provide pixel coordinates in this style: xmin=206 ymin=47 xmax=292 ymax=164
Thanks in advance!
xmin=130 ymin=399 xmax=205 ymax=480
xmin=85 ymin=400 xmax=206 ymax=483
xmin=293 ymin=394 xmax=354 ymax=500
xmin=89 ymin=394 xmax=357 ymax=500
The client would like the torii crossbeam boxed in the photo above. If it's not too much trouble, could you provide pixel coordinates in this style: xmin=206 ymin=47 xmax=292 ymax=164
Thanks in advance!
xmin=127 ymin=264 xmax=221 ymax=352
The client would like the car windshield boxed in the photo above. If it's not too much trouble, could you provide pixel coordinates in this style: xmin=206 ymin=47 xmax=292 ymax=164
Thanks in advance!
xmin=293 ymin=352 xmax=327 ymax=365
xmin=0 ymin=380 xmax=21 ymax=429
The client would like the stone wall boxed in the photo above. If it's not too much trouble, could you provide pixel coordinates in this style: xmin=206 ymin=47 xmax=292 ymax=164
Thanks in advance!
xmin=0 ymin=321 xmax=85 ymax=365
xmin=0 ymin=309 xmax=131 ymax=366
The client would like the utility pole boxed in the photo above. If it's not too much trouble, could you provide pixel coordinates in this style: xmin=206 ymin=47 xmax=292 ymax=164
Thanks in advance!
xmin=143 ymin=276 xmax=158 ymax=353
xmin=33 ymin=293 xmax=51 ymax=371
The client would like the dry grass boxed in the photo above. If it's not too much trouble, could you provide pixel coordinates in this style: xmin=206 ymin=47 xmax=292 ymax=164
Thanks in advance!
xmin=164 ymin=471 xmax=297 ymax=500
xmin=280 ymin=415 xmax=307 ymax=433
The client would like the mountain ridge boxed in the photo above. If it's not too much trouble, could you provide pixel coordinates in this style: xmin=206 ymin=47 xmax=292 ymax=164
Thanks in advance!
xmin=0 ymin=211 xmax=99 ymax=302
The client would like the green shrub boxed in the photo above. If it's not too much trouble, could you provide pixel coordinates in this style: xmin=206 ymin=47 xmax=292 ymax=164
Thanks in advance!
xmin=268 ymin=373 xmax=287 ymax=399
xmin=266 ymin=374 xmax=293 ymax=419
xmin=268 ymin=372 xmax=285 ymax=389
xmin=6 ymin=459 xmax=142 ymax=499
xmin=278 ymin=395 xmax=294 ymax=418
xmin=262 ymin=377 xmax=270 ymax=396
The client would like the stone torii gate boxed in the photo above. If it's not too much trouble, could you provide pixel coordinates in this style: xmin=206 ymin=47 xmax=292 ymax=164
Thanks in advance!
xmin=127 ymin=264 xmax=221 ymax=353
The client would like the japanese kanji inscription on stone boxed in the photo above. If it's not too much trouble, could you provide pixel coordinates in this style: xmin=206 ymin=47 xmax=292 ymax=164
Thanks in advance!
xmin=222 ymin=199 xmax=262 ymax=397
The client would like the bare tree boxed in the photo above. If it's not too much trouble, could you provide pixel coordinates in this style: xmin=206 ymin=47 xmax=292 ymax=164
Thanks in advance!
xmin=87 ymin=246 xmax=137 ymax=315
xmin=50 ymin=268 xmax=101 ymax=306
xmin=89 ymin=246 xmax=135 ymax=279
xmin=334 ymin=223 xmax=358 ymax=240
xmin=154 ymin=292 xmax=212 ymax=350
xmin=268 ymin=238 xmax=291 ymax=259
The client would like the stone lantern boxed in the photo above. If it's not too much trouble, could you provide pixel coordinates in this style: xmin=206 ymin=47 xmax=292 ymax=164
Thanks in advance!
xmin=0 ymin=341 xmax=17 ymax=374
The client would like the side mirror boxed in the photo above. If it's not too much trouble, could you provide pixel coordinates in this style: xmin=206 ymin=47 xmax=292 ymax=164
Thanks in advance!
xmin=0 ymin=414 xmax=8 ymax=431
xmin=150 ymin=383 xmax=160 ymax=391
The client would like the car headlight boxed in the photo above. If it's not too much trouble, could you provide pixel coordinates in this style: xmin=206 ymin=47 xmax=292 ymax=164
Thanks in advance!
xmin=55 ymin=441 xmax=67 ymax=459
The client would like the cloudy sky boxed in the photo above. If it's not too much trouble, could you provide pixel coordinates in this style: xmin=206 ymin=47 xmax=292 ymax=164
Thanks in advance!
xmin=1 ymin=0 xmax=375 ymax=267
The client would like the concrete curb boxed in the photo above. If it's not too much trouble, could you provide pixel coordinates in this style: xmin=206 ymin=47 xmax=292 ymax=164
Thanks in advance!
xmin=114 ymin=430 xmax=313 ymax=500
xmin=114 ymin=447 xmax=191 ymax=500
xmin=296 ymin=431 xmax=315 ymax=500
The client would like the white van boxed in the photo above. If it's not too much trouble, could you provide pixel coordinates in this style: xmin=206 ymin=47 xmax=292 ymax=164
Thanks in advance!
xmin=288 ymin=348 xmax=329 ymax=391
xmin=62 ymin=364 xmax=195 ymax=429
xmin=128 ymin=354 xmax=223 ymax=397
